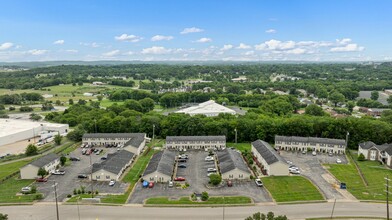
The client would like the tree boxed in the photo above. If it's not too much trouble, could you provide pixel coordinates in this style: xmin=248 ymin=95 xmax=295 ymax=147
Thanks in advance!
xmin=0 ymin=213 xmax=8 ymax=220
xmin=346 ymin=101 xmax=355 ymax=113
xmin=78 ymin=99 xmax=87 ymax=105
xmin=358 ymin=153 xmax=365 ymax=161
xmin=69 ymin=99 xmax=74 ymax=105
xmin=371 ymin=91 xmax=379 ymax=101
xmin=245 ymin=212 xmax=287 ymax=220
xmin=209 ymin=174 xmax=222 ymax=185
xmin=388 ymin=95 xmax=392 ymax=104
xmin=97 ymin=95 xmax=103 ymax=101
xmin=201 ymin=191 xmax=209 ymax=201
xmin=60 ymin=156 xmax=67 ymax=166
xmin=67 ymin=126 xmax=85 ymax=141
xmin=29 ymin=113 xmax=42 ymax=121
xmin=139 ymin=98 xmax=155 ymax=113
xmin=37 ymin=167 xmax=47 ymax=178
xmin=54 ymin=134 xmax=62 ymax=145
xmin=305 ymin=104 xmax=325 ymax=116
xmin=25 ymin=144 xmax=38 ymax=156
xmin=329 ymin=91 xmax=345 ymax=107
xmin=124 ymin=99 xmax=143 ymax=112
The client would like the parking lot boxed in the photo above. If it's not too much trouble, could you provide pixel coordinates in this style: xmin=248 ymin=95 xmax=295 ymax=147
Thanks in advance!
xmin=280 ymin=150 xmax=349 ymax=200
xmin=129 ymin=150 xmax=272 ymax=204
xmin=36 ymin=146 xmax=128 ymax=202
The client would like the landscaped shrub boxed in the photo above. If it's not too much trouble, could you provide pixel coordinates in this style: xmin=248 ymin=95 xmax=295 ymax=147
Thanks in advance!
xmin=358 ymin=153 xmax=365 ymax=161
xmin=201 ymin=191 xmax=209 ymax=201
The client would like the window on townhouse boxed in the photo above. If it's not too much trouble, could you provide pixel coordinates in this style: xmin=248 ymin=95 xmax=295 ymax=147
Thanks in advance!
xmin=106 ymin=175 xmax=110 ymax=179
xmin=96 ymin=176 xmax=100 ymax=179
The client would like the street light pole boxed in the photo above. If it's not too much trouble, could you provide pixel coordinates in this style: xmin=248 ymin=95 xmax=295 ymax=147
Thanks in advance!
xmin=153 ymin=124 xmax=155 ymax=140
xmin=234 ymin=128 xmax=237 ymax=144
xmin=53 ymin=181 xmax=60 ymax=220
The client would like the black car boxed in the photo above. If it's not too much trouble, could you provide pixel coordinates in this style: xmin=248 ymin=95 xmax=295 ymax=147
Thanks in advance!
xmin=70 ymin=157 xmax=80 ymax=161
xmin=177 ymin=159 xmax=187 ymax=163
xmin=78 ymin=174 xmax=88 ymax=178
xmin=178 ymin=164 xmax=187 ymax=168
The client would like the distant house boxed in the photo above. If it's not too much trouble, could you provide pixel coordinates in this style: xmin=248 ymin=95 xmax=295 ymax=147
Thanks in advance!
xmin=82 ymin=133 xmax=146 ymax=155
xmin=275 ymin=135 xmax=346 ymax=154
xmin=358 ymin=141 xmax=392 ymax=166
xmin=251 ymin=140 xmax=288 ymax=176
xmin=20 ymin=153 xmax=59 ymax=179
xmin=231 ymin=76 xmax=247 ymax=82
xmin=367 ymin=108 xmax=389 ymax=117
xmin=91 ymin=150 xmax=134 ymax=181
xmin=143 ymin=150 xmax=176 ymax=182
xmin=176 ymin=100 xmax=236 ymax=117
xmin=83 ymin=92 xmax=94 ymax=97
xmin=92 ymin=81 xmax=105 ymax=86
xmin=166 ymin=136 xmax=226 ymax=151
xmin=216 ymin=149 xmax=251 ymax=180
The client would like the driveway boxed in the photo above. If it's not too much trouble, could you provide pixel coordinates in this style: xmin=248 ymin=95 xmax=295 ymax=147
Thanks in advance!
xmin=280 ymin=151 xmax=350 ymax=200
xmin=36 ymin=146 xmax=128 ymax=202
xmin=129 ymin=150 xmax=272 ymax=204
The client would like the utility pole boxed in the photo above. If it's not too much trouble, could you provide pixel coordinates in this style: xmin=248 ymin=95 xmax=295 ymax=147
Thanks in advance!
xmin=330 ymin=197 xmax=336 ymax=219
xmin=153 ymin=124 xmax=155 ymax=140
xmin=386 ymin=175 xmax=390 ymax=220
xmin=234 ymin=128 xmax=237 ymax=144
xmin=76 ymin=196 xmax=81 ymax=220
xmin=90 ymin=154 xmax=94 ymax=198
xmin=345 ymin=132 xmax=349 ymax=149
xmin=53 ymin=181 xmax=60 ymax=220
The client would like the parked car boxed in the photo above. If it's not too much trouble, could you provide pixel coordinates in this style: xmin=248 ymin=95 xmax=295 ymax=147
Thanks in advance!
xmin=178 ymin=164 xmax=187 ymax=168
xmin=148 ymin=182 xmax=154 ymax=188
xmin=205 ymin=156 xmax=214 ymax=161
xmin=82 ymin=149 xmax=87 ymax=155
xmin=101 ymin=156 xmax=107 ymax=160
xmin=312 ymin=151 xmax=317 ymax=156
xmin=78 ymin=174 xmax=88 ymax=179
xmin=174 ymin=177 xmax=186 ymax=181
xmin=36 ymin=178 xmax=48 ymax=182
xmin=177 ymin=159 xmax=187 ymax=163
xmin=302 ymin=150 xmax=307 ymax=154
xmin=168 ymin=181 xmax=174 ymax=188
xmin=207 ymin=168 xmax=217 ymax=172
xmin=52 ymin=170 xmax=65 ymax=175
xmin=109 ymin=180 xmax=115 ymax=186
xmin=69 ymin=157 xmax=80 ymax=161
xmin=142 ymin=180 xmax=149 ymax=188
xmin=179 ymin=154 xmax=189 ymax=159
xmin=336 ymin=158 xmax=342 ymax=164
xmin=286 ymin=160 xmax=293 ymax=165
xmin=21 ymin=187 xmax=32 ymax=193
xmin=255 ymin=179 xmax=263 ymax=187
xmin=227 ymin=180 xmax=233 ymax=187
xmin=289 ymin=167 xmax=300 ymax=174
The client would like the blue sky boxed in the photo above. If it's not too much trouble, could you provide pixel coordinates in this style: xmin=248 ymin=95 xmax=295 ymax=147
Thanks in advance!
xmin=0 ymin=0 xmax=391 ymax=62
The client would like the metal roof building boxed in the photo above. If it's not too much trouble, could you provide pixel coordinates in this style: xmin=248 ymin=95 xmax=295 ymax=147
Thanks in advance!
xmin=143 ymin=150 xmax=176 ymax=183
xmin=216 ymin=148 xmax=251 ymax=180
xmin=176 ymin=100 xmax=236 ymax=117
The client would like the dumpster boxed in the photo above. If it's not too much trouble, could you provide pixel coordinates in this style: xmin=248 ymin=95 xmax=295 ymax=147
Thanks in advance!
xmin=340 ymin=182 xmax=347 ymax=189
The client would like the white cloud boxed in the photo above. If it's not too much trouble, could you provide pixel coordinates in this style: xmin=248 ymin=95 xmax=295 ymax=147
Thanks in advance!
xmin=180 ymin=27 xmax=204 ymax=34
xmin=285 ymin=48 xmax=307 ymax=54
xmin=243 ymin=50 xmax=255 ymax=56
xmin=0 ymin=42 xmax=13 ymax=50
xmin=65 ymin=49 xmax=78 ymax=53
xmin=53 ymin=40 xmax=64 ymax=45
xmin=195 ymin=37 xmax=212 ymax=43
xmin=265 ymin=29 xmax=277 ymax=34
xmin=141 ymin=46 xmax=171 ymax=54
xmin=124 ymin=51 xmax=134 ymax=55
xmin=221 ymin=44 xmax=233 ymax=51
xmin=255 ymin=39 xmax=296 ymax=50
xmin=102 ymin=50 xmax=120 ymax=57
xmin=336 ymin=38 xmax=352 ymax=45
xmin=80 ymin=42 xmax=100 ymax=48
xmin=330 ymin=44 xmax=365 ymax=52
xmin=28 ymin=49 xmax=48 ymax=55
xmin=237 ymin=43 xmax=251 ymax=49
xmin=151 ymin=35 xmax=174 ymax=41
xmin=115 ymin=34 xmax=143 ymax=42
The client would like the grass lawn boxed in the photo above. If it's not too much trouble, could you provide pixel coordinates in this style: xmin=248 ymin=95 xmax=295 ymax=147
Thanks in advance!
xmin=327 ymin=153 xmax=392 ymax=200
xmin=145 ymin=196 xmax=252 ymax=205
xmin=0 ymin=160 xmax=31 ymax=180
xmin=262 ymin=176 xmax=324 ymax=202
xmin=81 ymin=147 xmax=156 ymax=204
xmin=0 ymin=178 xmax=39 ymax=203
xmin=99 ymin=99 xmax=124 ymax=108
xmin=147 ymin=139 xmax=164 ymax=148
xmin=226 ymin=142 xmax=251 ymax=153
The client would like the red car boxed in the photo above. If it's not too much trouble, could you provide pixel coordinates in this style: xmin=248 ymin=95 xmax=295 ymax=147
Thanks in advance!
xmin=148 ymin=182 xmax=154 ymax=188
xmin=174 ymin=177 xmax=186 ymax=181
xmin=227 ymin=180 xmax=233 ymax=187
xmin=36 ymin=178 xmax=48 ymax=182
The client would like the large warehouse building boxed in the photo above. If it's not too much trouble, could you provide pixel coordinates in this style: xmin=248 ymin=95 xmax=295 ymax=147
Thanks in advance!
xmin=176 ymin=100 xmax=236 ymax=117
xmin=0 ymin=119 xmax=69 ymax=147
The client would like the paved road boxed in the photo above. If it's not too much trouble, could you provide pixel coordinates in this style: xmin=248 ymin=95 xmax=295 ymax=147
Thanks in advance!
xmin=0 ymin=201 xmax=389 ymax=220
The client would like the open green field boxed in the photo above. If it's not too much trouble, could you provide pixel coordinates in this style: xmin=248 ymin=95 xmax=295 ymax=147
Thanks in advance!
xmin=226 ymin=142 xmax=251 ymax=152
xmin=0 ymin=160 xmax=31 ymax=180
xmin=327 ymin=153 xmax=392 ymax=200
xmin=145 ymin=196 xmax=252 ymax=205
xmin=262 ymin=176 xmax=324 ymax=202
xmin=0 ymin=178 xmax=38 ymax=203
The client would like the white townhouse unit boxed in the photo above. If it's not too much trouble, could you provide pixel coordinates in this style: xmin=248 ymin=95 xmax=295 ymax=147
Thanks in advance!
xmin=216 ymin=148 xmax=251 ymax=180
xmin=176 ymin=100 xmax=236 ymax=117
xmin=143 ymin=150 xmax=176 ymax=183
xmin=91 ymin=150 xmax=134 ymax=181
xmin=275 ymin=135 xmax=346 ymax=154
xmin=82 ymin=133 xmax=147 ymax=155
xmin=165 ymin=136 xmax=226 ymax=151
xmin=358 ymin=141 xmax=392 ymax=166
xmin=251 ymin=140 xmax=289 ymax=176
xmin=20 ymin=153 xmax=60 ymax=179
